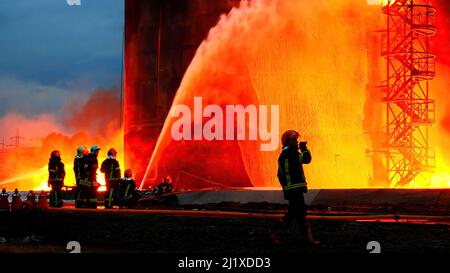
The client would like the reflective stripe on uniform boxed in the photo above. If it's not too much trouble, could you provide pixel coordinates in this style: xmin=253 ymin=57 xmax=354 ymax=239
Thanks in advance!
xmin=124 ymin=185 xmax=131 ymax=198
xmin=284 ymin=159 xmax=291 ymax=187
xmin=106 ymin=189 xmax=114 ymax=206
xmin=283 ymin=155 xmax=307 ymax=192
xmin=79 ymin=179 xmax=92 ymax=187
xmin=283 ymin=183 xmax=307 ymax=191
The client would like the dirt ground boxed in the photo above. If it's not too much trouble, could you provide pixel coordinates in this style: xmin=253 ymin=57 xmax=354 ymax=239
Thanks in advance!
xmin=0 ymin=210 xmax=449 ymax=254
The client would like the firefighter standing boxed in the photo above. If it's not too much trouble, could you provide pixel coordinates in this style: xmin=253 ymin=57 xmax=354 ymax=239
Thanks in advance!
xmin=48 ymin=150 xmax=66 ymax=208
xmin=82 ymin=145 xmax=101 ymax=209
xmin=269 ymin=130 xmax=320 ymax=245
xmin=100 ymin=148 xmax=121 ymax=208
xmin=74 ymin=145 xmax=88 ymax=208
xmin=0 ymin=188 xmax=10 ymax=212
xmin=117 ymin=169 xmax=139 ymax=208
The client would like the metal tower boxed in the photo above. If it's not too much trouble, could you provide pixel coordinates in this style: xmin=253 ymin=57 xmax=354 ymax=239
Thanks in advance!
xmin=381 ymin=0 xmax=436 ymax=187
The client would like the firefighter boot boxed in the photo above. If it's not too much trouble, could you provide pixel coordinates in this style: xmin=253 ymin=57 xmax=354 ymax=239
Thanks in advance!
xmin=268 ymin=220 xmax=285 ymax=245
xmin=304 ymin=223 xmax=320 ymax=246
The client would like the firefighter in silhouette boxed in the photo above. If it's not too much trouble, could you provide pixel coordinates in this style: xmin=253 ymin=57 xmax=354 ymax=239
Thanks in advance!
xmin=0 ymin=188 xmax=10 ymax=212
xmin=153 ymin=176 xmax=178 ymax=203
xmin=117 ymin=169 xmax=139 ymax=208
xmin=23 ymin=190 xmax=37 ymax=210
xmin=269 ymin=130 xmax=320 ymax=245
xmin=81 ymin=145 xmax=101 ymax=209
xmin=74 ymin=145 xmax=88 ymax=208
xmin=100 ymin=148 xmax=121 ymax=208
xmin=48 ymin=150 xmax=65 ymax=208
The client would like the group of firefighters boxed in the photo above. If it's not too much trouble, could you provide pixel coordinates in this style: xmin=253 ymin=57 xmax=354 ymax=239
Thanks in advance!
xmin=48 ymin=145 xmax=139 ymax=209
xmin=45 ymin=129 xmax=318 ymax=246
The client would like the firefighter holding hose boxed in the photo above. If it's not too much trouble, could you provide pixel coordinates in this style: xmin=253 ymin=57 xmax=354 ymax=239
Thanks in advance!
xmin=48 ymin=150 xmax=66 ymax=208
xmin=269 ymin=130 xmax=320 ymax=245
xmin=100 ymin=148 xmax=121 ymax=208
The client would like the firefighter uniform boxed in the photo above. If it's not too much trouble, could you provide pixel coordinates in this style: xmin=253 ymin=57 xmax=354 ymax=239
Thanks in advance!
xmin=100 ymin=155 xmax=121 ymax=208
xmin=48 ymin=151 xmax=65 ymax=208
xmin=153 ymin=176 xmax=178 ymax=203
xmin=154 ymin=179 xmax=173 ymax=196
xmin=80 ymin=145 xmax=101 ymax=209
xmin=277 ymin=143 xmax=311 ymax=228
xmin=269 ymin=130 xmax=319 ymax=245
xmin=117 ymin=177 xmax=139 ymax=208
xmin=74 ymin=155 xmax=84 ymax=208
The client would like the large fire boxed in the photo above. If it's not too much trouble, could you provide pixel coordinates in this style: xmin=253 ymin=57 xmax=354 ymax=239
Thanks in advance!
xmin=2 ymin=1 xmax=449 ymax=191
xmin=0 ymin=88 xmax=124 ymax=192
xmin=138 ymin=0 xmax=450 ymax=190
xmin=18 ymin=130 xmax=124 ymax=192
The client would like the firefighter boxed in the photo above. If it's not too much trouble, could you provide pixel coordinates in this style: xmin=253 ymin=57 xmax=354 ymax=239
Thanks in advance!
xmin=117 ymin=169 xmax=139 ymax=208
xmin=11 ymin=189 xmax=23 ymax=212
xmin=0 ymin=188 xmax=10 ymax=212
xmin=100 ymin=148 xmax=121 ymax=208
xmin=153 ymin=176 xmax=178 ymax=203
xmin=74 ymin=145 xmax=88 ymax=208
xmin=23 ymin=190 xmax=37 ymax=210
xmin=269 ymin=130 xmax=320 ymax=245
xmin=153 ymin=176 xmax=174 ymax=196
xmin=82 ymin=144 xmax=101 ymax=209
xmin=48 ymin=150 xmax=65 ymax=208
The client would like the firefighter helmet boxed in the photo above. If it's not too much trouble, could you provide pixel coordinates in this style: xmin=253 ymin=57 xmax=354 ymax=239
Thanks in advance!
xmin=90 ymin=144 xmax=101 ymax=153
xmin=281 ymin=130 xmax=299 ymax=147
xmin=163 ymin=176 xmax=173 ymax=184
xmin=76 ymin=145 xmax=87 ymax=156
xmin=124 ymin=169 xmax=133 ymax=178
xmin=108 ymin=148 xmax=117 ymax=156
xmin=51 ymin=150 xmax=61 ymax=158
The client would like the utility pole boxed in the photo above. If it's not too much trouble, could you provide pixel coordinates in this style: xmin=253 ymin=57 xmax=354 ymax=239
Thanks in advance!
xmin=7 ymin=129 xmax=24 ymax=149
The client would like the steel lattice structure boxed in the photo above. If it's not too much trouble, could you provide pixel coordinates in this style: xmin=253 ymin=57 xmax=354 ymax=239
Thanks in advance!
xmin=381 ymin=0 xmax=436 ymax=187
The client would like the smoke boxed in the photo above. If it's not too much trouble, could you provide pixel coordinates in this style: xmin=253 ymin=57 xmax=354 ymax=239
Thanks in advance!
xmin=63 ymin=87 xmax=122 ymax=137
xmin=0 ymin=76 xmax=74 ymax=117
xmin=0 ymin=113 xmax=63 ymax=147
xmin=0 ymin=85 xmax=123 ymax=189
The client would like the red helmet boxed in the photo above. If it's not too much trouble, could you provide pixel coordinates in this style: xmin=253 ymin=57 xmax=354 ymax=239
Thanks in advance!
xmin=124 ymin=169 xmax=133 ymax=178
xmin=281 ymin=130 xmax=299 ymax=147
xmin=51 ymin=150 xmax=61 ymax=157
xmin=163 ymin=176 xmax=173 ymax=184
xmin=108 ymin=148 xmax=117 ymax=156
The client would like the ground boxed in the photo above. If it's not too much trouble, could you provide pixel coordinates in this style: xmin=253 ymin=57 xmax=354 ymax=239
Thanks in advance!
xmin=0 ymin=209 xmax=449 ymax=253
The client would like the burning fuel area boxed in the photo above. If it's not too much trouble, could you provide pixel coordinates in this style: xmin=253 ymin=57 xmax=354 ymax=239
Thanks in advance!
xmin=124 ymin=0 xmax=450 ymax=191
xmin=1 ymin=0 xmax=450 ymax=195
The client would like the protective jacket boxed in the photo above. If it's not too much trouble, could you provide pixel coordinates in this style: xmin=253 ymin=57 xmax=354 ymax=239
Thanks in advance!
xmin=277 ymin=144 xmax=311 ymax=199
xmin=100 ymin=156 xmax=121 ymax=182
xmin=48 ymin=156 xmax=66 ymax=185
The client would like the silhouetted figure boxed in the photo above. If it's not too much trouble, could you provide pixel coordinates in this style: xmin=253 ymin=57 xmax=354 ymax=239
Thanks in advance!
xmin=101 ymin=148 xmax=121 ymax=208
xmin=269 ymin=130 xmax=319 ymax=245
xmin=48 ymin=150 xmax=65 ymax=208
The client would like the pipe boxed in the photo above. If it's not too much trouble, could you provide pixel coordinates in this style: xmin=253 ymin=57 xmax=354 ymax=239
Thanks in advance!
xmin=47 ymin=207 xmax=450 ymax=224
